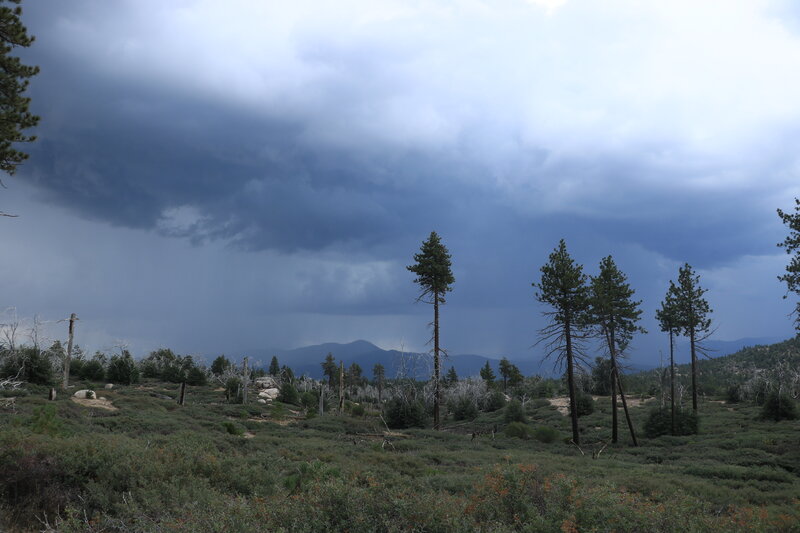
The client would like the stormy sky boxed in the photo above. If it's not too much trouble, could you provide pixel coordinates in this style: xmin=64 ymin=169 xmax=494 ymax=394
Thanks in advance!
xmin=1 ymin=0 xmax=799 ymax=367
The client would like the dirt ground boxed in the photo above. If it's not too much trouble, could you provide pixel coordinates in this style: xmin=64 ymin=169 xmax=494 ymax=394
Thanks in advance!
xmin=71 ymin=396 xmax=118 ymax=411
xmin=547 ymin=395 xmax=653 ymax=415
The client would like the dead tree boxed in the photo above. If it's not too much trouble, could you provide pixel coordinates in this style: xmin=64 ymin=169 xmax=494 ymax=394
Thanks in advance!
xmin=62 ymin=313 xmax=78 ymax=391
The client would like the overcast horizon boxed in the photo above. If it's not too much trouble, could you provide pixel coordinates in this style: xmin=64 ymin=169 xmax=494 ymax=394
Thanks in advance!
xmin=1 ymin=0 xmax=799 ymax=366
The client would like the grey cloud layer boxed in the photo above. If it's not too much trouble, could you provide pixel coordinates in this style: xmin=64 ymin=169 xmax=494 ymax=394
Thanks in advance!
xmin=6 ymin=1 xmax=798 ymax=358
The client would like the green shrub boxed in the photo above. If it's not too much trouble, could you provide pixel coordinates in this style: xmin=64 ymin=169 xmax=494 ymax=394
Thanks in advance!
xmin=644 ymin=408 xmax=699 ymax=437
xmin=186 ymin=366 xmax=208 ymax=386
xmin=505 ymin=422 xmax=531 ymax=439
xmin=384 ymin=398 xmax=427 ymax=429
xmin=350 ymin=403 xmax=365 ymax=417
xmin=450 ymin=396 xmax=478 ymax=421
xmin=80 ymin=359 xmax=105 ymax=382
xmin=222 ymin=421 xmax=245 ymax=436
xmin=1 ymin=347 xmax=55 ymax=385
xmin=484 ymin=390 xmax=506 ymax=412
xmin=504 ymin=399 xmax=526 ymax=424
xmin=106 ymin=351 xmax=140 ymax=385
xmin=300 ymin=390 xmax=318 ymax=409
xmin=572 ymin=392 xmax=594 ymax=417
xmin=532 ymin=426 xmax=560 ymax=443
xmin=530 ymin=398 xmax=551 ymax=409
xmin=726 ymin=385 xmax=741 ymax=403
xmin=28 ymin=404 xmax=63 ymax=436
xmin=278 ymin=383 xmax=300 ymax=405
xmin=760 ymin=391 xmax=798 ymax=421
xmin=225 ymin=377 xmax=244 ymax=404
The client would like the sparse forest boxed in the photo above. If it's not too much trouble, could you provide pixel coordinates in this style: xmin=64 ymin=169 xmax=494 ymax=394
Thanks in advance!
xmin=1 ymin=0 xmax=799 ymax=529
xmin=0 ymin=211 xmax=799 ymax=531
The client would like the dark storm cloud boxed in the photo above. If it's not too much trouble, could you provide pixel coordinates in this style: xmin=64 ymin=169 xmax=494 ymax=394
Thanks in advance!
xmin=6 ymin=1 xmax=799 ymax=359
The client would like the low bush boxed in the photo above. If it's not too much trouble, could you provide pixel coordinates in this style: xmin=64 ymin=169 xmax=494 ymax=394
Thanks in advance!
xmin=450 ymin=396 xmax=478 ymax=421
xmin=222 ymin=421 xmax=245 ymax=436
xmin=80 ymin=359 xmax=105 ymax=382
xmin=483 ymin=390 xmax=507 ymax=412
xmin=106 ymin=351 xmax=140 ymax=385
xmin=726 ymin=385 xmax=742 ymax=403
xmin=1 ymin=347 xmax=55 ymax=385
xmin=532 ymin=426 xmax=560 ymax=443
xmin=186 ymin=366 xmax=208 ymax=386
xmin=505 ymin=422 xmax=531 ymax=439
xmin=760 ymin=391 xmax=797 ymax=421
xmin=384 ymin=398 xmax=427 ymax=429
xmin=644 ymin=408 xmax=699 ymax=438
xmin=278 ymin=383 xmax=300 ymax=405
xmin=300 ymin=390 xmax=318 ymax=409
xmin=504 ymin=399 xmax=526 ymax=424
xmin=573 ymin=392 xmax=594 ymax=417
xmin=225 ymin=377 xmax=244 ymax=404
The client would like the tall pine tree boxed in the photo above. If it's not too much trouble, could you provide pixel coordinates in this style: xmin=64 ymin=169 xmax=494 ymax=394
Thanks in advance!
xmin=0 ymin=1 xmax=39 ymax=179
xmin=778 ymin=198 xmax=800 ymax=332
xmin=407 ymin=231 xmax=455 ymax=430
xmin=321 ymin=353 xmax=337 ymax=387
xmin=534 ymin=239 xmax=590 ymax=445
xmin=674 ymin=263 xmax=712 ymax=413
xmin=656 ymin=281 xmax=681 ymax=434
xmin=589 ymin=256 xmax=643 ymax=445
xmin=268 ymin=356 xmax=280 ymax=376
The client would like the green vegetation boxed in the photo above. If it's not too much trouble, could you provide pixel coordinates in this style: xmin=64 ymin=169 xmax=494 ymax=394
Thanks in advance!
xmin=1 ymin=376 xmax=798 ymax=532
xmin=644 ymin=408 xmax=699 ymax=438
xmin=777 ymin=197 xmax=800 ymax=332
xmin=0 ymin=0 xmax=39 ymax=178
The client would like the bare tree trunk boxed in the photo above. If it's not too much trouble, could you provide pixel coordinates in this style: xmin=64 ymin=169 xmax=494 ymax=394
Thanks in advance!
xmin=614 ymin=366 xmax=638 ymax=446
xmin=178 ymin=381 xmax=186 ymax=406
xmin=669 ymin=329 xmax=675 ymax=435
xmin=63 ymin=313 xmax=77 ymax=391
xmin=242 ymin=357 xmax=249 ymax=404
xmin=433 ymin=289 xmax=441 ymax=430
xmin=565 ymin=317 xmax=580 ymax=445
xmin=319 ymin=383 xmax=324 ymax=416
xmin=339 ymin=360 xmax=344 ymax=412
xmin=690 ymin=328 xmax=698 ymax=413
xmin=48 ymin=388 xmax=56 ymax=401
xmin=610 ymin=366 xmax=618 ymax=443
xmin=608 ymin=328 xmax=637 ymax=446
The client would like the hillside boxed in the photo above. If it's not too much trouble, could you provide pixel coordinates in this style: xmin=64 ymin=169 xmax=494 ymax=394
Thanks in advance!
xmin=625 ymin=336 xmax=800 ymax=396
xmin=1 ymin=376 xmax=799 ymax=531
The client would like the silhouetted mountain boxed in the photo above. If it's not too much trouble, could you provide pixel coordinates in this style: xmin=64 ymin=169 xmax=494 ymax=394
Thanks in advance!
xmin=243 ymin=336 xmax=788 ymax=381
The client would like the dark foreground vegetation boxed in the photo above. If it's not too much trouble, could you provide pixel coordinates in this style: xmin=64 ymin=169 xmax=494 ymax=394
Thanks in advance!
xmin=1 ymin=371 xmax=799 ymax=532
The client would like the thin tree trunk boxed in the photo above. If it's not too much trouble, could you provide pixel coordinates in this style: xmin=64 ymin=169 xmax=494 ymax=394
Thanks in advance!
xmin=614 ymin=366 xmax=638 ymax=446
xmin=319 ymin=383 xmax=324 ymax=416
xmin=565 ymin=317 xmax=580 ymax=445
xmin=690 ymin=327 xmax=698 ymax=412
xmin=242 ymin=357 xmax=248 ymax=404
xmin=178 ymin=381 xmax=186 ymax=406
xmin=433 ymin=289 xmax=441 ymax=430
xmin=610 ymin=365 xmax=618 ymax=443
xmin=339 ymin=361 xmax=344 ymax=412
xmin=669 ymin=329 xmax=675 ymax=435
xmin=63 ymin=313 xmax=77 ymax=391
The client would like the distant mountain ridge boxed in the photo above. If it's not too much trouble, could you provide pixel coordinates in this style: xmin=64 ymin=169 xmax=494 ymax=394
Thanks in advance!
xmin=246 ymin=340 xmax=546 ymax=380
xmin=242 ymin=336 xmax=786 ymax=380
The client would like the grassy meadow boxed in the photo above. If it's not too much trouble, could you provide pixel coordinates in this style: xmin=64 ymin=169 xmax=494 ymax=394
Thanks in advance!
xmin=1 ymin=377 xmax=798 ymax=532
